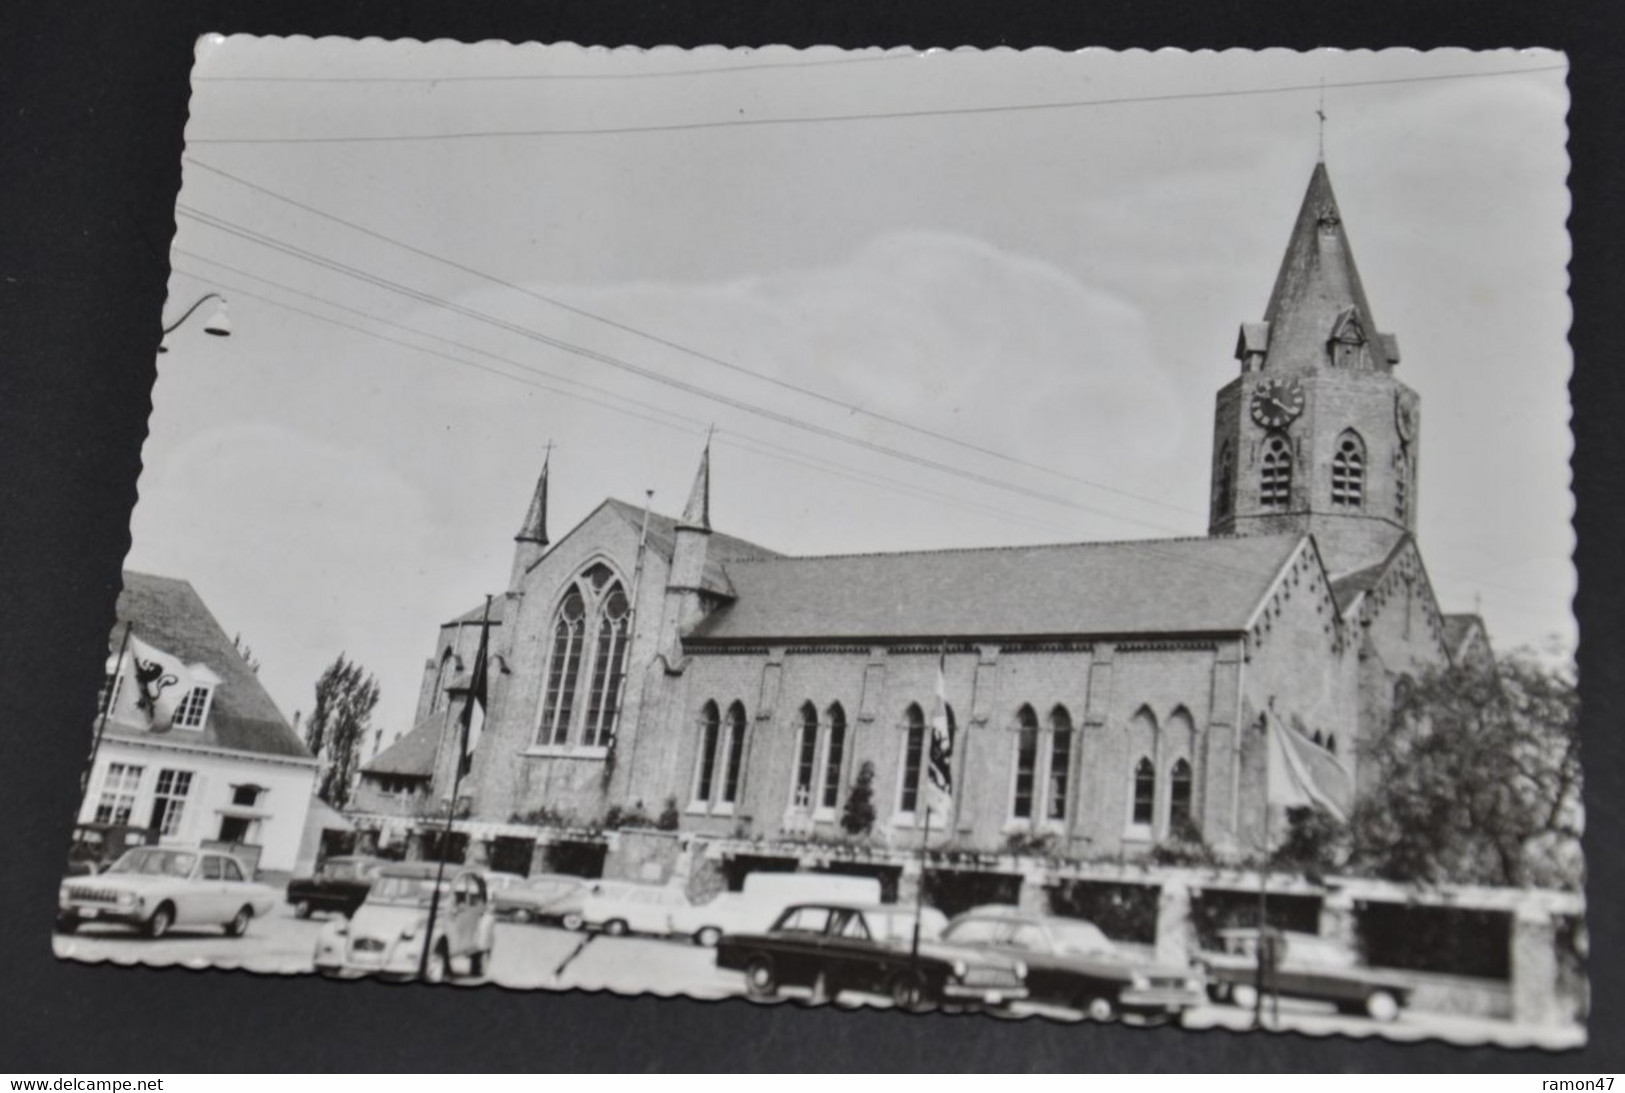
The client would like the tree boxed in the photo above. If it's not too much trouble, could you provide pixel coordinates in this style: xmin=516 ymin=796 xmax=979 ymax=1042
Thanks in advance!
xmin=304 ymin=653 xmax=381 ymax=811
xmin=840 ymin=761 xmax=878 ymax=836
xmin=1349 ymin=655 xmax=1581 ymax=890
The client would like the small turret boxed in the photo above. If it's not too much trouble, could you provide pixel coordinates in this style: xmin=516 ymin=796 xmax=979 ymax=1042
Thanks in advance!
xmin=659 ymin=438 xmax=715 ymax=662
xmin=510 ymin=449 xmax=551 ymax=588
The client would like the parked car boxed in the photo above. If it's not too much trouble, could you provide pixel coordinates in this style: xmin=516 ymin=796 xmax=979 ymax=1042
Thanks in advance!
xmin=63 ymin=822 xmax=158 ymax=877
xmin=313 ymin=863 xmax=495 ymax=983
xmin=483 ymin=871 xmax=527 ymax=894
xmin=942 ymin=905 xmax=1206 ymax=1023
xmin=715 ymin=901 xmax=1025 ymax=1011
xmin=1198 ymin=927 xmax=1414 ymax=1022
xmin=492 ymin=873 xmax=590 ymax=927
xmin=578 ymin=880 xmax=693 ymax=936
xmin=57 ymin=846 xmax=276 ymax=938
xmin=670 ymin=872 xmax=884 ymax=948
xmin=285 ymin=855 xmax=383 ymax=919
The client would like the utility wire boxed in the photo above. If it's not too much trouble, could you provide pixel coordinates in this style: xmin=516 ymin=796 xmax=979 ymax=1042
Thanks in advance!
xmin=195 ymin=52 xmax=917 ymax=83
xmin=182 ymin=155 xmax=1201 ymax=517
xmin=186 ymin=64 xmax=1567 ymax=144
xmin=176 ymin=204 xmax=1194 ymax=536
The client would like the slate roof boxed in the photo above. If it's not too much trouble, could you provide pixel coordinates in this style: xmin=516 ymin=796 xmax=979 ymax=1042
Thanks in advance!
xmin=448 ymin=596 xmax=509 ymax=626
xmin=361 ymin=713 xmax=441 ymax=778
xmin=1261 ymin=162 xmax=1387 ymax=370
xmin=688 ymin=534 xmax=1305 ymax=643
xmin=1329 ymin=559 xmax=1389 ymax=612
xmin=109 ymin=572 xmax=312 ymax=760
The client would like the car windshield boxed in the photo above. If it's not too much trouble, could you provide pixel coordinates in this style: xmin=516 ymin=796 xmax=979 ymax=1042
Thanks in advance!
xmin=1050 ymin=920 xmax=1116 ymax=956
xmin=107 ymin=848 xmax=196 ymax=878
xmin=369 ymin=874 xmax=445 ymax=905
xmin=522 ymin=878 xmax=577 ymax=898
xmin=324 ymin=862 xmax=366 ymax=881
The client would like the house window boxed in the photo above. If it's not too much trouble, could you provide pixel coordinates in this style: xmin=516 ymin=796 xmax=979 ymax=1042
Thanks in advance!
xmin=1168 ymin=759 xmax=1193 ymax=829
xmin=793 ymin=703 xmax=818 ymax=809
xmin=150 ymin=769 xmax=193 ymax=836
xmin=1131 ymin=758 xmax=1156 ymax=827
xmin=899 ymin=704 xmax=926 ymax=814
xmin=171 ymin=686 xmax=211 ymax=729
xmin=1012 ymin=706 xmax=1040 ymax=820
xmin=821 ymin=704 xmax=847 ymax=810
xmin=694 ymin=701 xmax=721 ymax=804
xmin=537 ymin=567 xmax=634 ymax=749
xmin=232 ymin=784 xmax=263 ymax=807
xmin=721 ymin=702 xmax=747 ymax=805
xmin=1330 ymin=431 xmax=1366 ymax=508
xmin=1260 ymin=434 xmax=1292 ymax=507
xmin=1047 ymin=709 xmax=1074 ymax=822
xmin=97 ymin=670 xmax=123 ymax=717
xmin=94 ymin=763 xmax=143 ymax=825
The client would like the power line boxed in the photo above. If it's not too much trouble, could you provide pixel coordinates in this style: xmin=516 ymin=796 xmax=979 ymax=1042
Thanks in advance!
xmin=195 ymin=52 xmax=917 ymax=83
xmin=187 ymin=64 xmax=1567 ymax=145
xmin=182 ymin=155 xmax=1201 ymax=518
xmin=175 ymin=204 xmax=1194 ymax=536
xmin=168 ymin=264 xmax=1080 ymax=537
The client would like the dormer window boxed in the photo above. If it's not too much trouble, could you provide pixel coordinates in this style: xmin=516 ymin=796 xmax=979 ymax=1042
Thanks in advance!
xmin=171 ymin=685 xmax=214 ymax=729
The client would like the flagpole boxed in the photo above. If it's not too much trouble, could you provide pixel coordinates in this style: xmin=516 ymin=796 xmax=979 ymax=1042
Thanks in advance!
xmin=420 ymin=594 xmax=492 ymax=981
xmin=1254 ymin=712 xmax=1270 ymax=1029
xmin=910 ymin=804 xmax=931 ymax=966
xmin=82 ymin=622 xmax=132 ymax=799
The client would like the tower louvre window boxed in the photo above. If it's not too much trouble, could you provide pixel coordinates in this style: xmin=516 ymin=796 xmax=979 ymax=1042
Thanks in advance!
xmin=1214 ymin=441 xmax=1235 ymax=521
xmin=1330 ymin=432 xmax=1366 ymax=508
xmin=1260 ymin=435 xmax=1293 ymax=508
xmin=1394 ymin=449 xmax=1410 ymax=521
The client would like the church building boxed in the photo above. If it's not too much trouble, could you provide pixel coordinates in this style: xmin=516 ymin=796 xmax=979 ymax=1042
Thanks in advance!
xmin=354 ymin=160 xmax=1490 ymax=887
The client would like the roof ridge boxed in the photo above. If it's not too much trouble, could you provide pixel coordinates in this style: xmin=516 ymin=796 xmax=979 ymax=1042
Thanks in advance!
xmin=720 ymin=532 xmax=1297 ymax=565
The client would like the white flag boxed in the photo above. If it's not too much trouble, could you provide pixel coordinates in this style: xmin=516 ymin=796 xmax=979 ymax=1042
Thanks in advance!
xmin=924 ymin=646 xmax=954 ymax=819
xmin=124 ymin=634 xmax=195 ymax=731
xmin=1264 ymin=714 xmax=1347 ymax=822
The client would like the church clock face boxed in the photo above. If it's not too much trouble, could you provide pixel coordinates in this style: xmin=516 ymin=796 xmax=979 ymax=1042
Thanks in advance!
xmin=1249 ymin=377 xmax=1306 ymax=429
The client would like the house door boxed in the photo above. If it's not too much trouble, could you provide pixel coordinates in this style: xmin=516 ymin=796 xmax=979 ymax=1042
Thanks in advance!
xmin=218 ymin=816 xmax=252 ymax=843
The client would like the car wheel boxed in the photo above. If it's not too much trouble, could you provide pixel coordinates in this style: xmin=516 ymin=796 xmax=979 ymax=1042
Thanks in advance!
xmin=225 ymin=906 xmax=253 ymax=938
xmin=561 ymin=913 xmax=584 ymax=932
xmin=1365 ymin=990 xmax=1401 ymax=1023
xmin=743 ymin=955 xmax=778 ymax=999
xmin=294 ymin=900 xmax=313 ymax=920
xmin=1230 ymin=984 xmax=1259 ymax=1011
xmin=1080 ymin=994 xmax=1118 ymax=1023
xmin=695 ymin=926 xmax=722 ymax=948
xmin=889 ymin=971 xmax=929 ymax=1013
xmin=145 ymin=904 xmax=174 ymax=940
xmin=513 ymin=909 xmax=534 ymax=925
xmin=603 ymin=919 xmax=629 ymax=938
xmin=55 ymin=914 xmax=80 ymax=935
xmin=1208 ymin=979 xmax=1232 ymax=1003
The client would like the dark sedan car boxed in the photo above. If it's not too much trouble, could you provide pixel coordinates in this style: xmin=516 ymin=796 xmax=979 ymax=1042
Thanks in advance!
xmin=942 ymin=906 xmax=1206 ymax=1023
xmin=715 ymin=901 xmax=1028 ymax=1011
xmin=1199 ymin=928 xmax=1414 ymax=1022
xmin=286 ymin=855 xmax=383 ymax=919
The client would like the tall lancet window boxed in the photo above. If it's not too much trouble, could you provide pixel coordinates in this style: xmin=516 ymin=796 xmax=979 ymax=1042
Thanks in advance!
xmin=1394 ymin=449 xmax=1410 ymax=521
xmin=1214 ymin=441 xmax=1235 ymax=521
xmin=1260 ymin=434 xmax=1293 ymax=508
xmin=536 ymin=563 xmax=631 ymax=749
xmin=1330 ymin=431 xmax=1366 ymax=508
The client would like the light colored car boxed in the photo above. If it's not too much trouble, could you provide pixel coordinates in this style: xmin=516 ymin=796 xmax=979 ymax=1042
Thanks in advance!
xmin=57 ymin=846 xmax=276 ymax=939
xmin=670 ymin=872 xmax=885 ymax=947
xmin=492 ymin=873 xmax=590 ymax=927
xmin=578 ymin=880 xmax=692 ymax=936
xmin=313 ymin=863 xmax=496 ymax=982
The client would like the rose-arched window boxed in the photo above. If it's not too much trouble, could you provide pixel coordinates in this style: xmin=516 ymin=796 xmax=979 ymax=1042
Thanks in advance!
xmin=1331 ymin=431 xmax=1366 ymax=508
xmin=1260 ymin=435 xmax=1292 ymax=508
xmin=536 ymin=565 xmax=632 ymax=748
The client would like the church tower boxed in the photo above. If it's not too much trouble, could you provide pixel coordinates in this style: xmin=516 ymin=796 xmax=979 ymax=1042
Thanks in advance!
xmin=1208 ymin=160 xmax=1421 ymax=576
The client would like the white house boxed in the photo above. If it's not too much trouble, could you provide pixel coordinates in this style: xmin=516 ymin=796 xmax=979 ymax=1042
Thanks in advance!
xmin=79 ymin=572 xmax=318 ymax=875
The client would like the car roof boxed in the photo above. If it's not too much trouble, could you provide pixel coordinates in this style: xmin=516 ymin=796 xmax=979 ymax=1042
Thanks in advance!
xmin=783 ymin=901 xmax=928 ymax=915
xmin=376 ymin=862 xmax=469 ymax=879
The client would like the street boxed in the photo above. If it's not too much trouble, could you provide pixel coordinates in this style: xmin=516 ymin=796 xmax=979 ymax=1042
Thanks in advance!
xmin=50 ymin=906 xmax=1583 ymax=1049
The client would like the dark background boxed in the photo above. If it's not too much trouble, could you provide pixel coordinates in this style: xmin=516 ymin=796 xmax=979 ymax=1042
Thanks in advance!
xmin=1 ymin=0 xmax=1619 ymax=1072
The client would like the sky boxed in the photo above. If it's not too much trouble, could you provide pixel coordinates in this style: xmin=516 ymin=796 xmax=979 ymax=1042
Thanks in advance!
xmin=132 ymin=41 xmax=1574 ymax=744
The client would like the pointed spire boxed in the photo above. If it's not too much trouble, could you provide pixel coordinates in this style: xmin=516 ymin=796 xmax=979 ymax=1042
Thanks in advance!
xmin=1258 ymin=161 xmax=1385 ymax=372
xmin=678 ymin=431 xmax=712 ymax=534
xmin=515 ymin=444 xmax=551 ymax=546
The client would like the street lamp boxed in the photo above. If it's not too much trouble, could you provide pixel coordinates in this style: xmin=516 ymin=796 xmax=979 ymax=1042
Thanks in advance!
xmin=157 ymin=292 xmax=232 ymax=353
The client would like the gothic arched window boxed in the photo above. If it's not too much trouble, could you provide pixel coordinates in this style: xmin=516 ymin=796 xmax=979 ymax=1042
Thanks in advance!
xmin=1331 ymin=431 xmax=1366 ymax=508
xmin=1011 ymin=705 xmax=1040 ymax=820
xmin=822 ymin=703 xmax=847 ymax=810
xmin=1168 ymin=758 xmax=1194 ymax=829
xmin=1132 ymin=757 xmax=1156 ymax=826
xmin=535 ymin=566 xmax=632 ymax=749
xmin=793 ymin=702 xmax=818 ymax=809
xmin=720 ymin=702 xmax=748 ymax=805
xmin=694 ymin=701 xmax=721 ymax=803
xmin=1260 ymin=435 xmax=1292 ymax=508
xmin=1215 ymin=441 xmax=1235 ymax=522
xmin=538 ymin=587 xmax=586 ymax=745
xmin=1047 ymin=706 xmax=1074 ymax=822
xmin=899 ymin=704 xmax=926 ymax=814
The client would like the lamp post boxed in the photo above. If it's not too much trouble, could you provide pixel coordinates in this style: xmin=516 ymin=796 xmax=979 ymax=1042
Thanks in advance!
xmin=158 ymin=292 xmax=232 ymax=352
